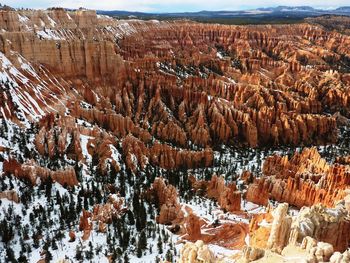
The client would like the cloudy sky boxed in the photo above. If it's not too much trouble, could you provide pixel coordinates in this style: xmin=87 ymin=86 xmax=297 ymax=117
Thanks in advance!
xmin=2 ymin=0 xmax=350 ymax=12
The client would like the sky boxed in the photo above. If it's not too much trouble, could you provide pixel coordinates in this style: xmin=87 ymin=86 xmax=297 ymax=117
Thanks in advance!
xmin=2 ymin=0 xmax=350 ymax=12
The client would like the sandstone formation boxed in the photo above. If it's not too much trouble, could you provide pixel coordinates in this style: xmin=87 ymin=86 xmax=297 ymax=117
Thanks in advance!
xmin=68 ymin=231 xmax=76 ymax=242
xmin=289 ymin=203 xmax=350 ymax=252
xmin=249 ymin=202 xmax=350 ymax=256
xmin=184 ymin=213 xmax=202 ymax=241
xmin=78 ymin=194 xmax=127 ymax=239
xmin=240 ymin=246 xmax=265 ymax=262
xmin=146 ymin=177 xmax=184 ymax=224
xmin=1 ymin=7 xmax=350 ymax=262
xmin=0 ymin=190 xmax=19 ymax=203
xmin=3 ymin=158 xmax=78 ymax=186
xmin=0 ymin=8 xmax=349 ymax=197
xmin=247 ymin=147 xmax=350 ymax=208
xmin=336 ymin=155 xmax=350 ymax=165
xmin=178 ymin=240 xmax=215 ymax=263
xmin=266 ymin=203 xmax=292 ymax=253
xmin=148 ymin=177 xmax=249 ymax=251
xmin=0 ymin=9 xmax=349 ymax=165
xmin=245 ymin=181 xmax=269 ymax=206
xmin=190 ymin=175 xmax=241 ymax=212
xmin=92 ymin=194 xmax=127 ymax=224
xmin=79 ymin=210 xmax=92 ymax=240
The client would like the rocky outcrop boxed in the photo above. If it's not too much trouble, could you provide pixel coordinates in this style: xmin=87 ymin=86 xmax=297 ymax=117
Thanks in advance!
xmin=301 ymin=238 xmax=335 ymax=262
xmin=246 ymin=148 xmax=350 ymax=208
xmin=79 ymin=210 xmax=92 ymax=240
xmin=1 ymin=8 xmax=349 ymax=153
xmin=207 ymin=175 xmax=241 ymax=212
xmin=329 ymin=249 xmax=350 ymax=263
xmin=78 ymin=194 xmax=127 ymax=238
xmin=249 ymin=209 xmax=274 ymax=249
xmin=288 ymin=204 xmax=350 ymax=252
xmin=146 ymin=177 xmax=184 ymax=224
xmin=267 ymin=203 xmax=292 ymax=253
xmin=250 ymin=202 xmax=350 ymax=255
xmin=245 ymin=180 xmax=269 ymax=206
xmin=240 ymin=246 xmax=265 ymax=262
xmin=336 ymin=155 xmax=350 ymax=165
xmin=190 ymin=175 xmax=241 ymax=212
xmin=92 ymin=194 xmax=127 ymax=224
xmin=184 ymin=213 xmax=202 ymax=241
xmin=0 ymin=190 xmax=19 ymax=203
xmin=68 ymin=231 xmax=76 ymax=242
xmin=2 ymin=7 xmax=350 ymax=263
xmin=3 ymin=159 xmax=78 ymax=186
xmin=178 ymin=240 xmax=215 ymax=263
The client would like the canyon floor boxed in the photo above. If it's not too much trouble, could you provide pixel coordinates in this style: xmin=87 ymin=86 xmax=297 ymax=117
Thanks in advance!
xmin=0 ymin=7 xmax=349 ymax=263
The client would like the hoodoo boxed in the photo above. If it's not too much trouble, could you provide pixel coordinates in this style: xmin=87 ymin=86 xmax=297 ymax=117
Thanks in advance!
xmin=0 ymin=5 xmax=350 ymax=263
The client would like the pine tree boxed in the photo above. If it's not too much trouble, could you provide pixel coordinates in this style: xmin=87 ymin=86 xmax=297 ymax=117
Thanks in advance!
xmin=51 ymin=239 xmax=58 ymax=250
xmin=85 ymin=241 xmax=93 ymax=259
xmin=127 ymin=210 xmax=135 ymax=225
xmin=139 ymin=231 xmax=147 ymax=250
xmin=122 ymin=228 xmax=130 ymax=250
xmin=83 ymin=195 xmax=89 ymax=210
xmin=17 ymin=252 xmax=27 ymax=263
xmin=76 ymin=195 xmax=82 ymax=214
xmin=0 ymin=219 xmax=14 ymax=243
xmin=75 ymin=244 xmax=83 ymax=260
xmin=136 ymin=242 xmax=143 ymax=258
xmin=119 ymin=172 xmax=126 ymax=197
xmin=165 ymin=249 xmax=173 ymax=262
xmin=45 ymin=250 xmax=52 ymax=263
xmin=123 ymin=253 xmax=129 ymax=263
xmin=157 ymin=236 xmax=163 ymax=254
xmin=5 ymin=247 xmax=16 ymax=263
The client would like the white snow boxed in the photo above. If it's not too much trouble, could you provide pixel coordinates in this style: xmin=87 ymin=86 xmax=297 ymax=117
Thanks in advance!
xmin=80 ymin=134 xmax=94 ymax=162
xmin=109 ymin=144 xmax=121 ymax=164
xmin=208 ymin=244 xmax=239 ymax=262
xmin=18 ymin=14 xmax=29 ymax=23
xmin=18 ymin=56 xmax=39 ymax=78
xmin=36 ymin=29 xmax=62 ymax=40
xmin=47 ymin=15 xmax=57 ymax=27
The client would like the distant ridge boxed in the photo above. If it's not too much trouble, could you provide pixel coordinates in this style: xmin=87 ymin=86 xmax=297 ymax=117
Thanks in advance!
xmin=97 ymin=6 xmax=350 ymax=21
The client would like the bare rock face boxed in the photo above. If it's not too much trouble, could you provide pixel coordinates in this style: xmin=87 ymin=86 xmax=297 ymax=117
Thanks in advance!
xmin=3 ymin=159 xmax=78 ymax=186
xmin=192 ymin=175 xmax=241 ymax=212
xmin=329 ymin=249 xmax=350 ymax=263
xmin=241 ymin=246 xmax=265 ymax=262
xmin=336 ymin=155 xmax=350 ymax=165
xmin=249 ymin=210 xmax=274 ymax=249
xmin=92 ymin=194 xmax=127 ymax=224
xmin=251 ymin=201 xmax=350 ymax=257
xmin=185 ymin=213 xmax=202 ymax=241
xmin=1 ymin=10 xmax=349 ymax=162
xmin=249 ymin=148 xmax=350 ymax=209
xmin=289 ymin=204 xmax=350 ymax=252
xmin=245 ymin=180 xmax=269 ymax=206
xmin=178 ymin=240 xmax=215 ymax=263
xmin=146 ymin=177 xmax=184 ymax=224
xmin=267 ymin=203 xmax=292 ymax=253
xmin=240 ymin=171 xmax=253 ymax=185
xmin=301 ymin=238 xmax=334 ymax=262
xmin=68 ymin=231 xmax=76 ymax=242
xmin=79 ymin=210 xmax=92 ymax=240
xmin=0 ymin=190 xmax=19 ymax=203
xmin=1 ymin=8 xmax=350 ymax=262
xmin=78 ymin=194 xmax=127 ymax=238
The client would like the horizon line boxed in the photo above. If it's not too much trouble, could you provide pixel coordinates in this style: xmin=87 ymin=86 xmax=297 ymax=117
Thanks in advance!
xmin=3 ymin=4 xmax=350 ymax=13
